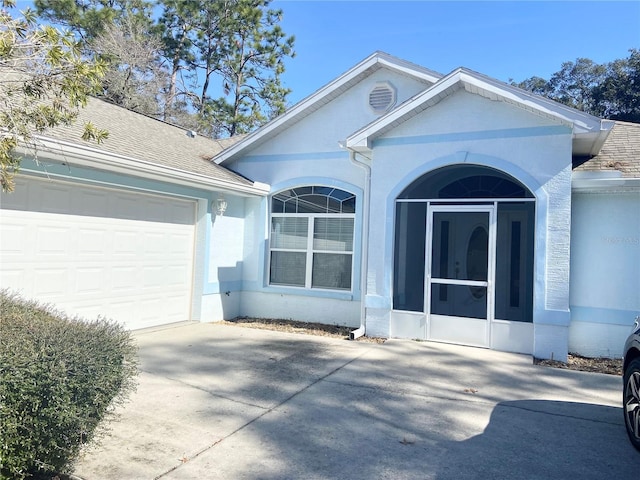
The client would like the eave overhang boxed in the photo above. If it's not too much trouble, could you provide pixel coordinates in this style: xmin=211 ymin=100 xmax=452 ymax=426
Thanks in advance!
xmin=16 ymin=136 xmax=270 ymax=197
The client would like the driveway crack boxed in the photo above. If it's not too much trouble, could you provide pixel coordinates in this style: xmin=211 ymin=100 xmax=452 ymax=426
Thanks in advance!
xmin=139 ymin=368 xmax=269 ymax=410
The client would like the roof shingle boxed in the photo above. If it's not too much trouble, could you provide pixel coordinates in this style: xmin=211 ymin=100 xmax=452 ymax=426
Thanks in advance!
xmin=41 ymin=96 xmax=253 ymax=187
xmin=574 ymin=121 xmax=640 ymax=178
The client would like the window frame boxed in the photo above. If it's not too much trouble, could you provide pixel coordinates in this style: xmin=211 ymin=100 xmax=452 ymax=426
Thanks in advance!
xmin=268 ymin=186 xmax=356 ymax=292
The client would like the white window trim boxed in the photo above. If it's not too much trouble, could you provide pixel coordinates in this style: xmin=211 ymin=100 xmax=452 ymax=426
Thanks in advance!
xmin=269 ymin=212 xmax=356 ymax=291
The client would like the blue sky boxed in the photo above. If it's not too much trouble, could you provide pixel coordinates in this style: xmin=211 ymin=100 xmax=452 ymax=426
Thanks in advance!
xmin=13 ymin=0 xmax=640 ymax=107
xmin=273 ymin=1 xmax=640 ymax=104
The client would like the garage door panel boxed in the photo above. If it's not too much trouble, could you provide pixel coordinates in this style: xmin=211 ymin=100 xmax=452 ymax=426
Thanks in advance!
xmin=76 ymin=267 xmax=106 ymax=294
xmin=113 ymin=230 xmax=140 ymax=256
xmin=0 ymin=183 xmax=28 ymax=209
xmin=166 ymin=202 xmax=195 ymax=225
xmin=0 ymin=222 xmax=27 ymax=254
xmin=34 ymin=268 xmax=70 ymax=296
xmin=163 ymin=294 xmax=191 ymax=319
xmin=0 ymin=269 xmax=27 ymax=291
xmin=79 ymin=190 xmax=110 ymax=217
xmin=107 ymin=299 xmax=138 ymax=321
xmin=37 ymin=225 xmax=73 ymax=255
xmin=166 ymin=265 xmax=191 ymax=285
xmin=77 ymin=229 xmax=108 ymax=255
xmin=143 ymin=232 xmax=166 ymax=254
xmin=113 ymin=195 xmax=142 ymax=220
xmin=66 ymin=300 xmax=107 ymax=321
xmin=111 ymin=266 xmax=138 ymax=291
xmin=142 ymin=266 xmax=165 ymax=288
xmin=145 ymin=199 xmax=169 ymax=222
xmin=40 ymin=184 xmax=72 ymax=214
xmin=1 ymin=177 xmax=196 ymax=330
xmin=167 ymin=231 xmax=194 ymax=254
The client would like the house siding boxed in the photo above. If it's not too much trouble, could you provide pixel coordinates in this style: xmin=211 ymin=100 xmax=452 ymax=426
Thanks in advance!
xmin=569 ymin=190 xmax=640 ymax=357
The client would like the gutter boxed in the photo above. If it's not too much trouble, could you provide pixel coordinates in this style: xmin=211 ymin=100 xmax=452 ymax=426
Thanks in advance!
xmin=16 ymin=136 xmax=270 ymax=197
xmin=346 ymin=148 xmax=371 ymax=340
xmin=572 ymin=175 xmax=640 ymax=192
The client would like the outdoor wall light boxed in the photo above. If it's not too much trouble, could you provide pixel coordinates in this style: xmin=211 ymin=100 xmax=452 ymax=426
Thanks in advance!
xmin=215 ymin=196 xmax=228 ymax=216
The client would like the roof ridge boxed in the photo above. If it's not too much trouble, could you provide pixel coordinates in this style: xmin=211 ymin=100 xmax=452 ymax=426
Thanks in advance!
xmin=88 ymin=95 xmax=194 ymax=132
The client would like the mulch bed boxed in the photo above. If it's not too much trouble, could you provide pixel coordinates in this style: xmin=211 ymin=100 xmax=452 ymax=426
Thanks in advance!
xmin=220 ymin=317 xmax=386 ymax=343
xmin=534 ymin=354 xmax=622 ymax=376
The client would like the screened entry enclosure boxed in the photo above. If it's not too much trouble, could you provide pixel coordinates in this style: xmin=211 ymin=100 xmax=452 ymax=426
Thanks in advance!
xmin=392 ymin=166 xmax=535 ymax=348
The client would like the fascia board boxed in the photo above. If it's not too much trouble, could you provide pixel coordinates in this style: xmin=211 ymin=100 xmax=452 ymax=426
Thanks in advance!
xmin=214 ymin=52 xmax=443 ymax=165
xmin=212 ymin=54 xmax=380 ymax=165
xmin=347 ymin=68 xmax=612 ymax=152
xmin=18 ymin=136 xmax=270 ymax=197
xmin=376 ymin=54 xmax=442 ymax=83
xmin=457 ymin=69 xmax=602 ymax=132
xmin=458 ymin=70 xmax=614 ymax=156
xmin=572 ymin=176 xmax=640 ymax=192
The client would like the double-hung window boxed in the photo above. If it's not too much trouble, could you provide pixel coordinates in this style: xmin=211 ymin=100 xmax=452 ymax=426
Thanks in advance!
xmin=269 ymin=186 xmax=356 ymax=291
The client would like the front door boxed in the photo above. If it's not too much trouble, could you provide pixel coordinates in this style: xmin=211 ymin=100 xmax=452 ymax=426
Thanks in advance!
xmin=426 ymin=206 xmax=496 ymax=347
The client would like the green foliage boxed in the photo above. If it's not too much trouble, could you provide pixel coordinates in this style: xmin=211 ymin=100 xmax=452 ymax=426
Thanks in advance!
xmin=34 ymin=0 xmax=152 ymax=42
xmin=592 ymin=49 xmax=640 ymax=122
xmin=209 ymin=0 xmax=295 ymax=136
xmin=513 ymin=49 xmax=640 ymax=122
xmin=154 ymin=0 xmax=295 ymax=136
xmin=0 ymin=2 xmax=108 ymax=192
xmin=0 ymin=291 xmax=138 ymax=480
xmin=39 ymin=0 xmax=296 ymax=138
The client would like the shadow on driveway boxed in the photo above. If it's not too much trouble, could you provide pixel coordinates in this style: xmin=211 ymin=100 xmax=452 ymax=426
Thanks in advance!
xmin=435 ymin=400 xmax=635 ymax=480
xmin=73 ymin=324 xmax=637 ymax=479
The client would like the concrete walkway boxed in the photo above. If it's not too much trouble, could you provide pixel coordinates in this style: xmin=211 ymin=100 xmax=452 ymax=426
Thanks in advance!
xmin=74 ymin=323 xmax=637 ymax=479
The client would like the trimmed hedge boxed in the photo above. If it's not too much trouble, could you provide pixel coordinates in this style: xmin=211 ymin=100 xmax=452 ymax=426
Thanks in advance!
xmin=0 ymin=291 xmax=138 ymax=480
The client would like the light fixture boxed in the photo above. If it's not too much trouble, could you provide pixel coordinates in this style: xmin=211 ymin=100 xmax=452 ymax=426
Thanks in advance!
xmin=215 ymin=195 xmax=228 ymax=216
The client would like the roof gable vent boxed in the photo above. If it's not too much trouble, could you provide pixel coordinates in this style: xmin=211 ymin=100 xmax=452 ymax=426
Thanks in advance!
xmin=369 ymin=82 xmax=396 ymax=114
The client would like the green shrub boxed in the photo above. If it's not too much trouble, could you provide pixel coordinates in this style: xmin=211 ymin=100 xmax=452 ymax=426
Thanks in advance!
xmin=0 ymin=291 xmax=138 ymax=480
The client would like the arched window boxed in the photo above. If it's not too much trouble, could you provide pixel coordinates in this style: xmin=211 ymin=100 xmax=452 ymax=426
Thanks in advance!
xmin=398 ymin=165 xmax=533 ymax=200
xmin=269 ymin=186 xmax=356 ymax=290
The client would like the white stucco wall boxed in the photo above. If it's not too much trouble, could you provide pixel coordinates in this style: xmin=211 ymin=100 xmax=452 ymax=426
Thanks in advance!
xmin=226 ymin=67 xmax=433 ymax=326
xmin=222 ymin=70 xmax=578 ymax=360
xmin=200 ymin=194 xmax=247 ymax=321
xmin=363 ymin=91 xmax=574 ymax=360
xmin=570 ymin=189 xmax=640 ymax=357
xmin=231 ymin=68 xmax=430 ymax=188
xmin=239 ymin=291 xmax=361 ymax=327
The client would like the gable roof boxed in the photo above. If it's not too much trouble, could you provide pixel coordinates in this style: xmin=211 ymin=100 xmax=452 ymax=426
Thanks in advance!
xmin=23 ymin=96 xmax=268 ymax=196
xmin=346 ymin=67 xmax=614 ymax=157
xmin=574 ymin=121 xmax=640 ymax=178
xmin=212 ymin=51 xmax=443 ymax=165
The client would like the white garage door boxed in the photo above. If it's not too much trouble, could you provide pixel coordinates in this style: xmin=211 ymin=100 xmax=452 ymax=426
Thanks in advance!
xmin=0 ymin=177 xmax=196 ymax=330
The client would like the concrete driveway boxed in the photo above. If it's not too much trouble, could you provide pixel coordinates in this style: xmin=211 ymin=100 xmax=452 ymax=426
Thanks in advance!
xmin=74 ymin=323 xmax=637 ymax=479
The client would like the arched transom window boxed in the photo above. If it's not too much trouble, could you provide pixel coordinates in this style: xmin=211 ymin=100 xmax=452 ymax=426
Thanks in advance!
xmin=270 ymin=186 xmax=356 ymax=290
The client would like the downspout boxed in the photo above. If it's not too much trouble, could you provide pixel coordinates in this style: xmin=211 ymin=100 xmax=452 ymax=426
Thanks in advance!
xmin=348 ymin=149 xmax=371 ymax=340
